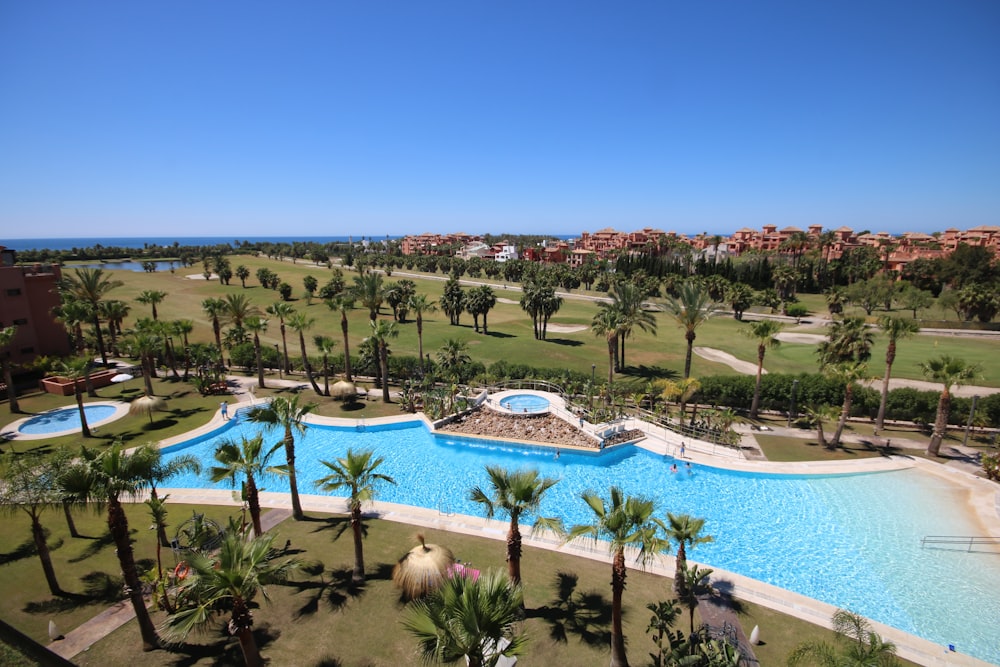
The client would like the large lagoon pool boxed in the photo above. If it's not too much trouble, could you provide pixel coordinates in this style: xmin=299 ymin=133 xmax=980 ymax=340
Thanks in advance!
xmin=162 ymin=419 xmax=1000 ymax=664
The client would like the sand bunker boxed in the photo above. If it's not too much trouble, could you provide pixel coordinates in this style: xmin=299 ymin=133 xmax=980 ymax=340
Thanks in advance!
xmin=545 ymin=323 xmax=588 ymax=333
xmin=693 ymin=347 xmax=762 ymax=375
xmin=775 ymin=332 xmax=826 ymax=344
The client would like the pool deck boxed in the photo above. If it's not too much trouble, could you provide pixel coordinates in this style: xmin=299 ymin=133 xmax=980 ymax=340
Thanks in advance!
xmin=133 ymin=382 xmax=1000 ymax=666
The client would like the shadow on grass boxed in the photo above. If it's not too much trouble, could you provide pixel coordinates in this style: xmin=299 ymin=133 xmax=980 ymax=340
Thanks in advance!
xmin=485 ymin=331 xmax=515 ymax=339
xmin=525 ymin=571 xmax=612 ymax=647
xmin=544 ymin=338 xmax=583 ymax=347
xmin=625 ymin=365 xmax=679 ymax=381
xmin=22 ymin=570 xmax=126 ymax=613
xmin=68 ymin=530 xmax=119 ymax=563
xmin=0 ymin=532 xmax=64 ymax=566
xmin=164 ymin=623 xmax=281 ymax=667
xmin=287 ymin=565 xmax=374 ymax=618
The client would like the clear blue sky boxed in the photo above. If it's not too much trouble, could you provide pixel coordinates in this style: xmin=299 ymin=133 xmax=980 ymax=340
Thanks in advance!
xmin=1 ymin=1 xmax=998 ymax=239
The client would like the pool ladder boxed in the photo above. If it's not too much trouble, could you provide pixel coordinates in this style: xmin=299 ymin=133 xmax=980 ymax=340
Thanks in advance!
xmin=920 ymin=535 xmax=1000 ymax=552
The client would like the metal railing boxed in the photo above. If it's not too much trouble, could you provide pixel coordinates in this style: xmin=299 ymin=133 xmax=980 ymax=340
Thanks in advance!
xmin=920 ymin=536 xmax=1000 ymax=552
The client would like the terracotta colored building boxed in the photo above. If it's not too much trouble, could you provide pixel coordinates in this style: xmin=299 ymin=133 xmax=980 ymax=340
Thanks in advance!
xmin=0 ymin=246 xmax=70 ymax=366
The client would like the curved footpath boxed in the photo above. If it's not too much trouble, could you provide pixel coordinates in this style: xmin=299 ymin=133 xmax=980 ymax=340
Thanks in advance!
xmin=47 ymin=380 xmax=1000 ymax=667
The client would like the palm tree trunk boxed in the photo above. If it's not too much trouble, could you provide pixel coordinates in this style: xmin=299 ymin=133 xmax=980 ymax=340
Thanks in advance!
xmin=417 ymin=316 xmax=425 ymax=375
xmin=610 ymin=548 xmax=629 ymax=667
xmin=253 ymin=334 xmax=265 ymax=389
xmin=31 ymin=515 xmax=62 ymax=595
xmin=673 ymin=543 xmax=687 ymax=599
xmin=247 ymin=477 xmax=264 ymax=537
xmin=212 ymin=320 xmax=223 ymax=364
xmin=75 ymin=388 xmax=92 ymax=437
xmin=684 ymin=333 xmax=695 ymax=379
xmin=298 ymin=332 xmax=323 ymax=395
xmin=280 ymin=323 xmax=290 ymax=373
xmin=92 ymin=313 xmax=109 ymax=366
xmin=927 ymin=389 xmax=950 ymax=456
xmin=3 ymin=361 xmax=20 ymax=413
xmin=108 ymin=498 xmax=160 ymax=650
xmin=322 ymin=355 xmax=330 ymax=396
xmin=607 ymin=338 xmax=615 ymax=388
xmin=63 ymin=501 xmax=80 ymax=538
xmin=84 ymin=362 xmax=97 ymax=398
xmin=232 ymin=598 xmax=263 ymax=667
xmin=831 ymin=385 xmax=853 ymax=446
xmin=351 ymin=508 xmax=366 ymax=583
xmin=380 ymin=343 xmax=390 ymax=403
xmin=507 ymin=517 xmax=522 ymax=585
xmin=284 ymin=430 xmax=304 ymax=521
xmin=750 ymin=346 xmax=765 ymax=419
xmin=341 ymin=315 xmax=353 ymax=381
xmin=816 ymin=420 xmax=827 ymax=448
xmin=876 ymin=344 xmax=896 ymax=431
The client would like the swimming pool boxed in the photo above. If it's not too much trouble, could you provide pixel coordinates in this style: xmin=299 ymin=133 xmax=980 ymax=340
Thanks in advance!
xmin=161 ymin=419 xmax=1000 ymax=664
xmin=498 ymin=394 xmax=550 ymax=413
xmin=17 ymin=405 xmax=118 ymax=435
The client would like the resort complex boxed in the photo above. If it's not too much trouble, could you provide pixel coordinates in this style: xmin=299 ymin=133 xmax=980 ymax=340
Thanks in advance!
xmin=1 ymin=236 xmax=998 ymax=667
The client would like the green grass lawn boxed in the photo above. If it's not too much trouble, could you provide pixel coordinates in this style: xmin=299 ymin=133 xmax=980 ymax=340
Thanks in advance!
xmin=0 ymin=502 xmax=915 ymax=667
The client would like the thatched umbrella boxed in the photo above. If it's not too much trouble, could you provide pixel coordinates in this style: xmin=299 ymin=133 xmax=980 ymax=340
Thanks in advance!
xmin=331 ymin=380 xmax=358 ymax=401
xmin=392 ymin=534 xmax=455 ymax=600
xmin=129 ymin=395 xmax=166 ymax=423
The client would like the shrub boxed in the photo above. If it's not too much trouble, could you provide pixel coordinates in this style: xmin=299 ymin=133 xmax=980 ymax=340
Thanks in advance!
xmin=785 ymin=303 xmax=809 ymax=318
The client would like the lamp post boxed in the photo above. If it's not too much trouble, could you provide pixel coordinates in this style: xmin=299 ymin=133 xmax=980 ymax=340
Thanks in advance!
xmin=787 ymin=379 xmax=799 ymax=428
xmin=274 ymin=344 xmax=281 ymax=380
xmin=963 ymin=395 xmax=979 ymax=446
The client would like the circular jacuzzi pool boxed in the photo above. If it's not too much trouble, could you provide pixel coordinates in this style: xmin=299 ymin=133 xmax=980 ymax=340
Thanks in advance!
xmin=498 ymin=394 xmax=550 ymax=413
xmin=18 ymin=405 xmax=119 ymax=436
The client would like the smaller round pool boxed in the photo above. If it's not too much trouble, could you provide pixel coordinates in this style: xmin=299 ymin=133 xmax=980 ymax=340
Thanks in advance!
xmin=498 ymin=394 xmax=550 ymax=413
xmin=18 ymin=405 xmax=118 ymax=435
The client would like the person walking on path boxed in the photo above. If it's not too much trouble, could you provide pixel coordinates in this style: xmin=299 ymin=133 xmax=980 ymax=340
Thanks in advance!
xmin=220 ymin=401 xmax=229 ymax=420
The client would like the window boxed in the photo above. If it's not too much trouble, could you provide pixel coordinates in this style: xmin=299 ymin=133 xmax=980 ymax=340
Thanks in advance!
xmin=6 ymin=288 xmax=22 ymax=296
xmin=13 ymin=318 xmax=28 ymax=325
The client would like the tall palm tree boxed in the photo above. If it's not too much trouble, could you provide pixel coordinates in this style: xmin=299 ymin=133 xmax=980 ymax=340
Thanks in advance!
xmin=351 ymin=270 xmax=386 ymax=321
xmin=408 ymin=293 xmax=437 ymax=374
xmin=610 ymin=281 xmax=657 ymax=369
xmin=265 ymin=302 xmax=295 ymax=373
xmin=368 ymin=319 xmax=399 ymax=402
xmin=313 ymin=335 xmax=336 ymax=396
xmin=874 ymin=316 xmax=920 ymax=431
xmin=920 ymin=355 xmax=981 ymax=456
xmin=657 ymin=513 xmax=713 ymax=601
xmin=70 ymin=443 xmax=164 ymax=650
xmin=403 ymin=569 xmax=526 ymax=667
xmin=788 ymin=608 xmax=901 ymax=667
xmin=164 ymin=530 xmax=300 ymax=667
xmin=817 ymin=316 xmax=874 ymax=368
xmin=436 ymin=338 xmax=471 ymax=382
xmin=201 ymin=297 xmax=227 ymax=362
xmin=660 ymin=377 xmax=701 ymax=427
xmin=664 ymin=281 xmax=718 ymax=378
xmin=143 ymin=453 xmax=202 ymax=546
xmin=314 ymin=448 xmax=396 ymax=583
xmin=245 ymin=316 xmax=268 ymax=389
xmin=222 ymin=293 xmax=258 ymax=329
xmin=126 ymin=327 xmax=162 ymax=397
xmin=100 ymin=299 xmax=131 ymax=356
xmin=676 ymin=563 xmax=716 ymax=636
xmin=566 ymin=487 xmax=669 ymax=667
xmin=324 ymin=294 xmax=355 ymax=381
xmin=802 ymin=404 xmax=840 ymax=449
xmin=826 ymin=362 xmax=869 ymax=447
xmin=57 ymin=356 xmax=93 ymax=437
xmin=287 ymin=312 xmax=323 ymax=395
xmin=172 ymin=319 xmax=195 ymax=379
xmin=741 ymin=320 xmax=783 ymax=418
xmin=592 ymin=306 xmax=623 ymax=388
xmin=0 ymin=325 xmax=20 ymax=413
xmin=58 ymin=267 xmax=123 ymax=365
xmin=136 ymin=289 xmax=167 ymax=320
xmin=210 ymin=434 xmax=284 ymax=536
xmin=469 ymin=466 xmax=562 ymax=586
xmin=56 ymin=298 xmax=92 ymax=354
xmin=246 ymin=395 xmax=315 ymax=521
xmin=0 ymin=453 xmax=65 ymax=595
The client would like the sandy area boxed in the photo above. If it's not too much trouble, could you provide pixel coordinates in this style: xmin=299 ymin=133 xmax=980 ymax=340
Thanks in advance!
xmin=438 ymin=411 xmax=598 ymax=447
xmin=693 ymin=347 xmax=762 ymax=375
xmin=775 ymin=332 xmax=826 ymax=344
xmin=545 ymin=323 xmax=588 ymax=333
xmin=496 ymin=297 xmax=519 ymax=305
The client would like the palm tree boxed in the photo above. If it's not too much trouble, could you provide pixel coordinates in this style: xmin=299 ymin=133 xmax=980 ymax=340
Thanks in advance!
xmin=164 ymin=530 xmax=300 ymax=667
xmin=826 ymin=362 xmax=869 ymax=447
xmin=136 ymin=289 xmax=167 ymax=320
xmin=201 ymin=297 xmax=227 ymax=361
xmin=56 ymin=298 xmax=92 ymax=353
xmin=57 ymin=356 xmax=93 ymax=437
xmin=126 ymin=327 xmax=162 ymax=397
xmin=287 ymin=312 xmax=323 ymax=395
xmin=245 ymin=316 xmax=268 ymax=389
xmin=324 ymin=294 xmax=355 ymax=381
xmin=58 ymin=267 xmax=123 ymax=365
xmin=71 ymin=443 xmax=164 ymax=650
xmin=664 ymin=281 xmax=718 ymax=378
xmin=436 ymin=338 xmax=471 ymax=382
xmin=408 ymin=293 xmax=437 ymax=374
xmin=0 ymin=325 xmax=20 ymax=413
xmin=660 ymin=377 xmax=701 ymax=427
xmin=788 ymin=608 xmax=901 ymax=667
xmin=610 ymin=281 xmax=657 ymax=369
xmin=368 ymin=319 xmax=399 ymax=402
xmin=469 ymin=466 xmax=562 ymax=586
xmin=246 ymin=395 xmax=315 ymax=521
xmin=676 ymin=563 xmax=715 ymax=636
xmin=313 ymin=335 xmax=336 ymax=396
xmin=143 ymin=453 xmax=202 ymax=546
xmin=802 ymin=404 xmax=840 ymax=449
xmin=874 ymin=316 xmax=920 ymax=431
xmin=403 ymin=569 xmax=525 ymax=667
xmin=235 ymin=264 xmax=251 ymax=287
xmin=314 ymin=448 xmax=396 ymax=583
xmin=172 ymin=319 xmax=195 ymax=379
xmin=566 ymin=487 xmax=669 ymax=667
xmin=592 ymin=306 xmax=623 ymax=388
xmin=920 ymin=355 xmax=981 ymax=456
xmin=222 ymin=293 xmax=258 ymax=329
xmin=657 ymin=513 xmax=713 ymax=601
xmin=100 ymin=299 xmax=131 ymax=356
xmin=210 ymin=434 xmax=284 ymax=536
xmin=265 ymin=302 xmax=295 ymax=374
xmin=0 ymin=453 xmax=65 ymax=595
xmin=741 ymin=320 xmax=783 ymax=418
xmin=817 ymin=316 xmax=874 ymax=368
xmin=351 ymin=270 xmax=386 ymax=321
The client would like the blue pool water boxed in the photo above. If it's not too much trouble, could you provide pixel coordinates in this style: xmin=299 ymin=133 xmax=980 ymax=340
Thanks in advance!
xmin=498 ymin=394 xmax=550 ymax=412
xmin=18 ymin=405 xmax=117 ymax=435
xmin=162 ymin=419 xmax=1000 ymax=664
